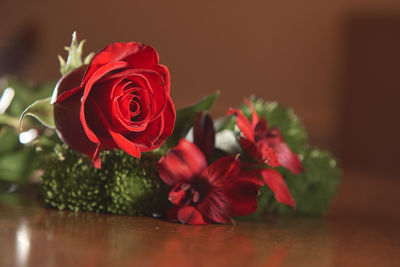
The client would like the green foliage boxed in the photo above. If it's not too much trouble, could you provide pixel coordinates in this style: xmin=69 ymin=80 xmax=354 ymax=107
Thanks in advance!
xmin=166 ymin=91 xmax=219 ymax=147
xmin=0 ymin=79 xmax=55 ymax=184
xmin=0 ymin=114 xmax=18 ymax=130
xmin=41 ymin=144 xmax=169 ymax=216
xmin=223 ymin=97 xmax=341 ymax=216
xmin=3 ymin=79 xmax=55 ymax=118
xmin=0 ymin=128 xmax=37 ymax=182
xmin=257 ymin=148 xmax=341 ymax=215
xmin=19 ymin=97 xmax=54 ymax=129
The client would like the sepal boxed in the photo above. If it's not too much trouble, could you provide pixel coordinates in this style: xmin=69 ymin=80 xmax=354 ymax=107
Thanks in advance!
xmin=19 ymin=97 xmax=55 ymax=129
xmin=58 ymin=31 xmax=93 ymax=76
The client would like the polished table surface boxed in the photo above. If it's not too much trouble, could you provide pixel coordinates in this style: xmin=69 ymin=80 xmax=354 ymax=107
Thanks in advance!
xmin=1 ymin=170 xmax=399 ymax=267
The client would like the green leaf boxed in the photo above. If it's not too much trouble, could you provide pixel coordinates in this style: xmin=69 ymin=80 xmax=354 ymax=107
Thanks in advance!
xmin=166 ymin=91 xmax=220 ymax=147
xmin=0 ymin=114 xmax=19 ymax=129
xmin=0 ymin=148 xmax=36 ymax=182
xmin=0 ymin=127 xmax=20 ymax=154
xmin=58 ymin=31 xmax=91 ymax=75
xmin=19 ymin=97 xmax=54 ymax=129
xmin=2 ymin=78 xmax=56 ymax=117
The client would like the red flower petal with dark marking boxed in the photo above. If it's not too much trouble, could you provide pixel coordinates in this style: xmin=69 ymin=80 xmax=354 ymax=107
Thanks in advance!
xmin=229 ymin=98 xmax=303 ymax=175
xmin=227 ymin=108 xmax=255 ymax=142
xmin=177 ymin=206 xmax=207 ymax=225
xmin=266 ymin=129 xmax=304 ymax=174
xmin=157 ymin=139 xmax=207 ymax=186
xmin=225 ymin=170 xmax=264 ymax=216
xmin=158 ymin=139 xmax=262 ymax=225
xmin=255 ymin=140 xmax=280 ymax=167
xmin=201 ymin=155 xmax=240 ymax=186
xmin=228 ymin=98 xmax=303 ymax=209
xmin=260 ymin=169 xmax=295 ymax=209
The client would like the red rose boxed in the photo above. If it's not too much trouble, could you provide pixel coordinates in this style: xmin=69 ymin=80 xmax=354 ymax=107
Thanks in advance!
xmin=52 ymin=42 xmax=175 ymax=168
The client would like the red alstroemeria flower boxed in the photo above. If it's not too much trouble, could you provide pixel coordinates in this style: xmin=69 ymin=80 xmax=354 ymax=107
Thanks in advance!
xmin=228 ymin=99 xmax=303 ymax=209
xmin=157 ymin=139 xmax=263 ymax=225
xmin=228 ymin=99 xmax=303 ymax=174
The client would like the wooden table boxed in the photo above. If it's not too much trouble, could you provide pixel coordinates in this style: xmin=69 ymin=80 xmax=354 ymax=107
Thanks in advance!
xmin=1 ymin=170 xmax=399 ymax=267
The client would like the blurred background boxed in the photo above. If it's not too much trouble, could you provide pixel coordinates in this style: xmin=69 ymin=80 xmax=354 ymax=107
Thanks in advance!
xmin=0 ymin=0 xmax=399 ymax=176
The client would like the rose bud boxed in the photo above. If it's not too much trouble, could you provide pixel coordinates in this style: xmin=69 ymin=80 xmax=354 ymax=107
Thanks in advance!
xmin=52 ymin=42 xmax=175 ymax=168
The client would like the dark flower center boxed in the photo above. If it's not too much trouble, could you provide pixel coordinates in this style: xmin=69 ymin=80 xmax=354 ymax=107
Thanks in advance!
xmin=129 ymin=98 xmax=139 ymax=113
xmin=169 ymin=177 xmax=211 ymax=206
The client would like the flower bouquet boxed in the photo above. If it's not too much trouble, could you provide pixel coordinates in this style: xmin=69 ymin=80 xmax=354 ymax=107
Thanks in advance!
xmin=15 ymin=33 xmax=340 ymax=224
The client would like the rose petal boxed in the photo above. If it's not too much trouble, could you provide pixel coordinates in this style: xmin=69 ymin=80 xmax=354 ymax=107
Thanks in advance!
xmin=80 ymin=61 xmax=128 ymax=146
xmin=130 ymin=71 xmax=167 ymax=120
xmin=52 ymin=65 xmax=87 ymax=104
xmin=177 ymin=206 xmax=207 ymax=225
xmin=260 ymin=168 xmax=295 ymax=209
xmin=113 ymin=86 xmax=152 ymax=132
xmin=124 ymin=44 xmax=160 ymax=68
xmin=107 ymin=69 xmax=168 ymax=120
xmin=152 ymin=64 xmax=170 ymax=94
xmin=84 ymin=97 xmax=117 ymax=150
xmin=92 ymin=146 xmax=102 ymax=169
xmin=82 ymin=42 xmax=142 ymax=85
xmin=129 ymin=115 xmax=164 ymax=151
xmin=86 ymin=97 xmax=141 ymax=159
xmin=86 ymin=77 xmax=124 ymax=128
xmin=119 ymin=97 xmax=174 ymax=152
xmin=152 ymin=97 xmax=175 ymax=147
xmin=107 ymin=130 xmax=141 ymax=158
xmin=54 ymin=89 xmax=97 ymax=157
xmin=157 ymin=139 xmax=207 ymax=186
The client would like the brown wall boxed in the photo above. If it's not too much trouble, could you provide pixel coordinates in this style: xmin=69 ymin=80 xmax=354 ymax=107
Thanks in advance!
xmin=341 ymin=15 xmax=400 ymax=175
xmin=1 ymin=0 xmax=400 ymax=174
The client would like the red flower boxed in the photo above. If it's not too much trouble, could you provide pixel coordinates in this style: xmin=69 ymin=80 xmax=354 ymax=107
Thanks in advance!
xmin=193 ymin=112 xmax=215 ymax=160
xmin=157 ymin=139 xmax=263 ymax=225
xmin=228 ymin=99 xmax=303 ymax=174
xmin=52 ymin=42 xmax=175 ymax=168
xmin=228 ymin=99 xmax=303 ymax=209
